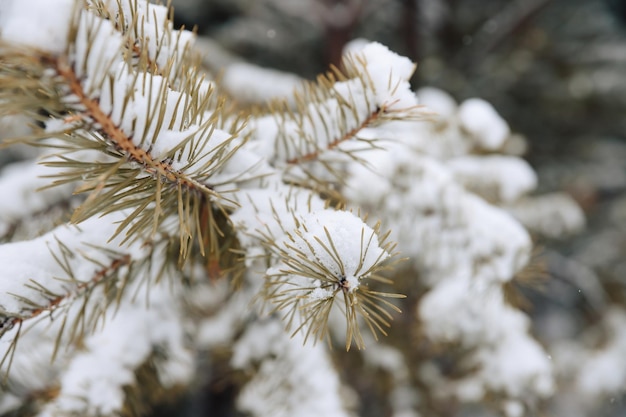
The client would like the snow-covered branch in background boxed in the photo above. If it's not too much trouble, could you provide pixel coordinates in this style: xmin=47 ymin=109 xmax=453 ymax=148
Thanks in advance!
xmin=231 ymin=319 xmax=348 ymax=417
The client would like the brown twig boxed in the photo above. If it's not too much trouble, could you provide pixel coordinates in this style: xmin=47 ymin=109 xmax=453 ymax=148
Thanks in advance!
xmin=56 ymin=58 xmax=179 ymax=181
xmin=54 ymin=57 xmax=215 ymax=194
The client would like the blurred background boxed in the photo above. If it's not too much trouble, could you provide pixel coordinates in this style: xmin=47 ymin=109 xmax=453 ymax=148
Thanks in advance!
xmin=166 ymin=0 xmax=626 ymax=416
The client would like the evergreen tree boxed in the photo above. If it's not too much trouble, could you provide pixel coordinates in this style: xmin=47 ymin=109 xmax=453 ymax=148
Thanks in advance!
xmin=0 ymin=1 xmax=583 ymax=416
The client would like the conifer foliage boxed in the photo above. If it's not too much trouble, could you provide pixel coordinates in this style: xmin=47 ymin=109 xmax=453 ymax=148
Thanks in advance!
xmin=0 ymin=1 xmax=578 ymax=416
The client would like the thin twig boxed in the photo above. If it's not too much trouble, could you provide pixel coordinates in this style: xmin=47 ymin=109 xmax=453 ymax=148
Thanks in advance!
xmin=54 ymin=57 xmax=215 ymax=194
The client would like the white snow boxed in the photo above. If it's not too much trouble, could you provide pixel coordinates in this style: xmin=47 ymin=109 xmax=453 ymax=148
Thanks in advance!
xmin=416 ymin=87 xmax=458 ymax=120
xmin=458 ymin=98 xmax=510 ymax=150
xmin=447 ymin=155 xmax=538 ymax=202
xmin=232 ymin=319 xmax=349 ymax=417
xmin=355 ymin=42 xmax=417 ymax=111
xmin=222 ymin=62 xmax=304 ymax=103
xmin=0 ymin=211 xmax=144 ymax=314
xmin=505 ymin=192 xmax=586 ymax=238
xmin=40 ymin=269 xmax=193 ymax=415
xmin=0 ymin=161 xmax=74 ymax=224
xmin=73 ymin=11 xmax=125 ymax=94
xmin=342 ymin=97 xmax=553 ymax=404
xmin=0 ymin=0 xmax=76 ymax=54
xmin=0 ymin=3 xmax=582 ymax=412
xmin=229 ymin=184 xmax=325 ymax=249
xmin=280 ymin=209 xmax=388 ymax=287
xmin=551 ymin=308 xmax=626 ymax=401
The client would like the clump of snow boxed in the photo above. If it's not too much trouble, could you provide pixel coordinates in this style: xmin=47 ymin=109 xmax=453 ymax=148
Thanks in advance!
xmin=78 ymin=33 xmax=234 ymax=178
xmin=505 ymin=192 xmax=586 ymax=238
xmin=0 ymin=0 xmax=76 ymax=54
xmin=0 ymin=211 xmax=144 ymax=315
xmin=229 ymin=184 xmax=326 ymax=249
xmin=266 ymin=209 xmax=389 ymax=299
xmin=259 ymin=208 xmax=392 ymax=346
xmin=247 ymin=40 xmax=421 ymax=168
xmin=39 ymin=270 xmax=193 ymax=416
xmin=0 ymin=161 xmax=74 ymax=225
xmin=447 ymin=155 xmax=538 ymax=202
xmin=259 ymin=76 xmax=379 ymax=164
xmin=0 ymin=212 xmax=194 ymax=415
xmin=286 ymin=209 xmax=387 ymax=286
xmin=0 ymin=323 xmax=61 ymax=396
xmin=196 ymin=284 xmax=256 ymax=348
xmin=347 ymin=148 xmax=531 ymax=284
xmin=100 ymin=0 xmax=195 ymax=75
xmin=551 ymin=308 xmax=626 ymax=403
xmin=458 ymin=98 xmax=510 ymax=150
xmin=222 ymin=62 xmax=304 ymax=104
xmin=353 ymin=42 xmax=417 ymax=111
xmin=416 ymin=87 xmax=458 ymax=120
xmin=232 ymin=319 xmax=349 ymax=417
xmin=73 ymin=10 xmax=125 ymax=94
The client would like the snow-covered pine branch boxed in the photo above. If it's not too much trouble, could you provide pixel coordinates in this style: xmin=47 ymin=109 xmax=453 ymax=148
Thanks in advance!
xmin=1 ymin=0 xmax=242 ymax=262
xmin=263 ymin=209 xmax=402 ymax=350
xmin=242 ymin=41 xmax=426 ymax=190
xmin=0 ymin=1 xmax=406 ymax=414
xmin=0 ymin=1 xmax=587 ymax=417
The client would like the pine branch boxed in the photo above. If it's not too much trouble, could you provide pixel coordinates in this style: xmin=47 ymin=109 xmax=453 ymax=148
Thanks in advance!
xmin=285 ymin=106 xmax=381 ymax=165
xmin=241 ymin=43 xmax=425 ymax=198
xmin=0 ymin=253 xmax=131 ymax=342
xmin=0 ymin=1 xmax=565 ymax=414
xmin=55 ymin=56 xmax=217 ymax=195
xmin=262 ymin=209 xmax=404 ymax=350
xmin=1 ymin=5 xmax=244 ymax=260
